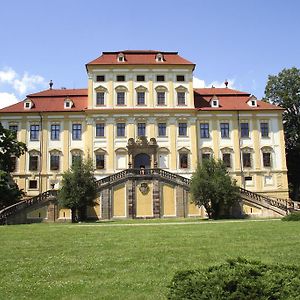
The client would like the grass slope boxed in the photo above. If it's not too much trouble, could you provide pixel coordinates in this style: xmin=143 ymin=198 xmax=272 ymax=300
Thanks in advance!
xmin=0 ymin=220 xmax=300 ymax=299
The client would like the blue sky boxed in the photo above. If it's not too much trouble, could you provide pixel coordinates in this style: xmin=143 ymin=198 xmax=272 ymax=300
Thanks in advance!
xmin=0 ymin=0 xmax=299 ymax=108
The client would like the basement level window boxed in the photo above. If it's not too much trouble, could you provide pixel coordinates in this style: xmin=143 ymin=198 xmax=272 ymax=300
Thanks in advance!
xmin=29 ymin=180 xmax=38 ymax=189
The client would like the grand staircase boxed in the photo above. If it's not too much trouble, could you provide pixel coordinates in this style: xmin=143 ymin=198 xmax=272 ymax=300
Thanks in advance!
xmin=0 ymin=168 xmax=297 ymax=224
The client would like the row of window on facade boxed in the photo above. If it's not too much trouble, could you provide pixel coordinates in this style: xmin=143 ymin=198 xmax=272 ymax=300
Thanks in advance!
xmin=11 ymin=121 xmax=270 ymax=142
xmin=10 ymin=148 xmax=273 ymax=174
xmin=95 ymin=74 xmax=186 ymax=83
xmin=95 ymin=89 xmax=187 ymax=106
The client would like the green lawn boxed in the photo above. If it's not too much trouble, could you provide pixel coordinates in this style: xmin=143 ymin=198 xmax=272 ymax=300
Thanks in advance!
xmin=1 ymin=220 xmax=300 ymax=299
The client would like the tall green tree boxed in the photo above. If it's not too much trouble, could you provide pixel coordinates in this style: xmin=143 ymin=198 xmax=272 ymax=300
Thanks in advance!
xmin=0 ymin=123 xmax=27 ymax=209
xmin=58 ymin=158 xmax=97 ymax=222
xmin=264 ymin=67 xmax=300 ymax=200
xmin=190 ymin=159 xmax=240 ymax=219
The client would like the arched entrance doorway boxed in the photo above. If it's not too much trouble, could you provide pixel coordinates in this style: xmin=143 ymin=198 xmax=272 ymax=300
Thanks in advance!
xmin=134 ymin=153 xmax=150 ymax=169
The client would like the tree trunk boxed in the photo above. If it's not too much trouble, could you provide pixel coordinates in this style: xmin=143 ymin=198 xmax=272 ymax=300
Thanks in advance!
xmin=71 ymin=208 xmax=77 ymax=223
xmin=78 ymin=206 xmax=87 ymax=222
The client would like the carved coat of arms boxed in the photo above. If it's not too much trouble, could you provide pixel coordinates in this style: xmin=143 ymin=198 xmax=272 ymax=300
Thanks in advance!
xmin=139 ymin=182 xmax=150 ymax=195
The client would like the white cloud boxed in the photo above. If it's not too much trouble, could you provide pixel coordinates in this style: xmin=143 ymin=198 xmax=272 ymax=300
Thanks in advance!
xmin=0 ymin=68 xmax=17 ymax=84
xmin=0 ymin=92 xmax=19 ymax=109
xmin=13 ymin=73 xmax=45 ymax=95
xmin=0 ymin=67 xmax=47 ymax=109
xmin=193 ymin=76 xmax=236 ymax=89
xmin=193 ymin=76 xmax=205 ymax=88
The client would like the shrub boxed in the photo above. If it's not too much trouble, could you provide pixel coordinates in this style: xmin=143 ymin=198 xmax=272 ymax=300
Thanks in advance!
xmin=168 ymin=258 xmax=300 ymax=299
xmin=282 ymin=211 xmax=300 ymax=221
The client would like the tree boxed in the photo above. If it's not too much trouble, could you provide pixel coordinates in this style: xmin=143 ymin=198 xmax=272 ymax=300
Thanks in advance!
xmin=58 ymin=158 xmax=97 ymax=222
xmin=0 ymin=123 xmax=27 ymax=209
xmin=264 ymin=67 xmax=300 ymax=200
xmin=190 ymin=159 xmax=240 ymax=219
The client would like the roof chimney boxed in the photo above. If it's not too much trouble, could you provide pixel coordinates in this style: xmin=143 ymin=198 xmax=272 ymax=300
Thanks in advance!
xmin=49 ymin=80 xmax=53 ymax=90
xmin=225 ymin=79 xmax=228 ymax=88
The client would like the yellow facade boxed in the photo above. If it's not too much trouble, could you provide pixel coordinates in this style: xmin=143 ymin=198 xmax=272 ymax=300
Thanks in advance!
xmin=0 ymin=50 xmax=290 ymax=219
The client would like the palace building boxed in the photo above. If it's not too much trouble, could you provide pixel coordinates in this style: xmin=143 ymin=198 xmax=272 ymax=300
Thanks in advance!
xmin=0 ymin=50 xmax=290 ymax=221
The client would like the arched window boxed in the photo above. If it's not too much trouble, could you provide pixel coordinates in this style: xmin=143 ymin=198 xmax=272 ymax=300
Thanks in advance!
xmin=241 ymin=147 xmax=253 ymax=168
xmin=115 ymin=85 xmax=128 ymax=106
xmin=158 ymin=147 xmax=170 ymax=169
xmin=220 ymin=147 xmax=233 ymax=168
xmin=49 ymin=149 xmax=62 ymax=171
xmin=95 ymin=86 xmax=108 ymax=106
xmin=201 ymin=147 xmax=213 ymax=162
xmin=175 ymin=85 xmax=188 ymax=106
xmin=178 ymin=147 xmax=190 ymax=169
xmin=155 ymin=86 xmax=168 ymax=106
xmin=94 ymin=148 xmax=107 ymax=170
xmin=115 ymin=148 xmax=127 ymax=170
xmin=261 ymin=146 xmax=273 ymax=168
xmin=135 ymin=85 xmax=147 ymax=106
xmin=28 ymin=150 xmax=40 ymax=171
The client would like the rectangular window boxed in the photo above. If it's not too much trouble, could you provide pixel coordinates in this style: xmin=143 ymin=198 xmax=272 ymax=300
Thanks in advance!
xmin=96 ymin=123 xmax=105 ymax=137
xmin=179 ymin=153 xmax=188 ymax=169
xmin=202 ymin=153 xmax=211 ymax=161
xmin=50 ymin=124 xmax=60 ymax=140
xmin=200 ymin=123 xmax=209 ymax=138
xmin=137 ymin=123 xmax=146 ymax=137
xmin=176 ymin=75 xmax=185 ymax=82
xmin=117 ymin=123 xmax=126 ymax=137
xmin=242 ymin=152 xmax=251 ymax=168
xmin=136 ymin=75 xmax=145 ymax=82
xmin=29 ymin=180 xmax=38 ymax=189
xmin=156 ymin=75 xmax=165 ymax=82
xmin=10 ymin=156 xmax=17 ymax=172
xmin=29 ymin=155 xmax=39 ymax=171
xmin=9 ymin=125 xmax=18 ymax=137
xmin=30 ymin=125 xmax=40 ymax=141
xmin=96 ymin=75 xmax=105 ymax=82
xmin=116 ymin=75 xmax=125 ymax=82
xmin=220 ymin=123 xmax=230 ymax=138
xmin=96 ymin=92 xmax=105 ymax=105
xmin=158 ymin=123 xmax=167 ymax=137
xmin=222 ymin=153 xmax=231 ymax=167
xmin=177 ymin=92 xmax=186 ymax=105
xmin=178 ymin=123 xmax=187 ymax=136
xmin=117 ymin=92 xmax=125 ymax=105
xmin=157 ymin=92 xmax=165 ymax=105
xmin=241 ymin=122 xmax=249 ymax=138
xmin=137 ymin=92 xmax=145 ymax=105
xmin=72 ymin=124 xmax=82 ymax=140
xmin=96 ymin=154 xmax=105 ymax=169
xmin=263 ymin=152 xmax=271 ymax=167
xmin=50 ymin=155 xmax=60 ymax=171
xmin=260 ymin=122 xmax=269 ymax=137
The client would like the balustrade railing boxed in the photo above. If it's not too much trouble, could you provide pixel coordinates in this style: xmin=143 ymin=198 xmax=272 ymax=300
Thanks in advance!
xmin=0 ymin=189 xmax=58 ymax=224
xmin=239 ymin=187 xmax=290 ymax=211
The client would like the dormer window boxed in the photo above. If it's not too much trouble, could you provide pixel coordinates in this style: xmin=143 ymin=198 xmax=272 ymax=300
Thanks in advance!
xmin=24 ymin=99 xmax=33 ymax=109
xmin=117 ymin=53 xmax=125 ymax=62
xmin=156 ymin=53 xmax=164 ymax=62
xmin=210 ymin=96 xmax=219 ymax=108
xmin=64 ymin=98 xmax=73 ymax=109
xmin=247 ymin=95 xmax=257 ymax=107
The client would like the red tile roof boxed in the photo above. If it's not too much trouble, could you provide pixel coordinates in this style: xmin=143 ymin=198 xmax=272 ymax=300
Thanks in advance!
xmin=0 ymin=89 xmax=88 ymax=113
xmin=0 ymin=87 xmax=282 ymax=113
xmin=87 ymin=50 xmax=195 ymax=67
xmin=194 ymin=89 xmax=282 ymax=111
xmin=194 ymin=88 xmax=250 ymax=96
